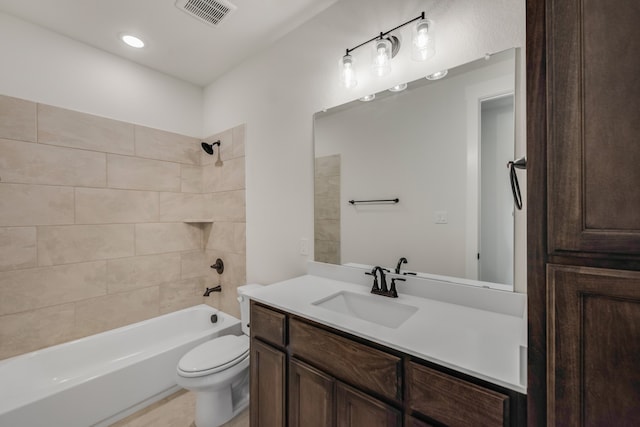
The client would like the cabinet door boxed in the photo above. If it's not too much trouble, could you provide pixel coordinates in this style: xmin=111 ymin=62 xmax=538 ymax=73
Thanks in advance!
xmin=336 ymin=382 xmax=401 ymax=427
xmin=289 ymin=358 xmax=335 ymax=427
xmin=548 ymin=265 xmax=640 ymax=425
xmin=250 ymin=339 xmax=285 ymax=427
xmin=547 ymin=0 xmax=640 ymax=255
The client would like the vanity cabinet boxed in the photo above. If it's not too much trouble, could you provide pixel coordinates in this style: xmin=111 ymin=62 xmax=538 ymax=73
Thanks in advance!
xmin=250 ymin=301 xmax=525 ymax=427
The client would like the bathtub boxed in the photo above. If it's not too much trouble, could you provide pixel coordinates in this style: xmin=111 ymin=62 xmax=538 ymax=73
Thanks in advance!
xmin=0 ymin=304 xmax=241 ymax=427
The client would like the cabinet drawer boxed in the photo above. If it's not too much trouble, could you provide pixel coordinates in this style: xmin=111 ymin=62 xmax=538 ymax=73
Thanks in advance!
xmin=408 ymin=362 xmax=508 ymax=427
xmin=250 ymin=302 xmax=286 ymax=348
xmin=289 ymin=318 xmax=401 ymax=402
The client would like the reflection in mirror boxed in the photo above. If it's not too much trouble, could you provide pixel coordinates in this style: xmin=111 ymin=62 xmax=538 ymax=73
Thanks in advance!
xmin=314 ymin=49 xmax=517 ymax=290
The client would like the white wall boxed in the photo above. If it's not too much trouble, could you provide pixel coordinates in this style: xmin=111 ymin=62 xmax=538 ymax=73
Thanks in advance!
xmin=202 ymin=0 xmax=527 ymax=292
xmin=0 ymin=12 xmax=203 ymax=137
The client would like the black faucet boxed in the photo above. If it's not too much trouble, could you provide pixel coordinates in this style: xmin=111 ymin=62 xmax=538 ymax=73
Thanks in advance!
xmin=366 ymin=266 xmax=397 ymax=297
xmin=203 ymin=285 xmax=222 ymax=296
xmin=395 ymin=257 xmax=408 ymax=274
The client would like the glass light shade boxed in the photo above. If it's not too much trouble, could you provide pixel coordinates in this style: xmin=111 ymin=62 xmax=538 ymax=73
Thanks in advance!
xmin=371 ymin=38 xmax=392 ymax=77
xmin=389 ymin=83 xmax=408 ymax=92
xmin=359 ymin=94 xmax=376 ymax=102
xmin=412 ymin=19 xmax=435 ymax=61
xmin=340 ymin=54 xmax=358 ymax=89
xmin=426 ymin=69 xmax=448 ymax=80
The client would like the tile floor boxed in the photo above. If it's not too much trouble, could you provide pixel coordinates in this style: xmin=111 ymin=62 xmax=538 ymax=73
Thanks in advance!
xmin=111 ymin=390 xmax=249 ymax=427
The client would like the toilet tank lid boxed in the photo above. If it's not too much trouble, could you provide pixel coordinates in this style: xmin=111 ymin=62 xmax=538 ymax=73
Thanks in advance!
xmin=178 ymin=335 xmax=249 ymax=373
xmin=237 ymin=284 xmax=263 ymax=296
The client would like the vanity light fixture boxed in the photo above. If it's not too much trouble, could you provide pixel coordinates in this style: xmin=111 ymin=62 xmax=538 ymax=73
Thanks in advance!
xmin=359 ymin=94 xmax=376 ymax=102
xmin=340 ymin=11 xmax=435 ymax=88
xmin=121 ymin=34 xmax=145 ymax=48
xmin=388 ymin=83 xmax=408 ymax=92
xmin=426 ymin=69 xmax=448 ymax=80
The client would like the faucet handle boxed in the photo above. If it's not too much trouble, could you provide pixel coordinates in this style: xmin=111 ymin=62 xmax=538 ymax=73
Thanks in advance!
xmin=389 ymin=277 xmax=406 ymax=298
xmin=365 ymin=270 xmax=380 ymax=291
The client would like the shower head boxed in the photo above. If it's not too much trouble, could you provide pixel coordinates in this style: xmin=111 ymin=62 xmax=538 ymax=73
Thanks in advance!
xmin=201 ymin=140 xmax=220 ymax=155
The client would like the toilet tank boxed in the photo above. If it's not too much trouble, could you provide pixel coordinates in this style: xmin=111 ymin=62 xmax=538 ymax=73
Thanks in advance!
xmin=237 ymin=284 xmax=263 ymax=335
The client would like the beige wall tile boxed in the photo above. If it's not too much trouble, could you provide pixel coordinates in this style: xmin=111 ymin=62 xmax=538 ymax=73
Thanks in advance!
xmin=159 ymin=193 xmax=204 ymax=222
xmin=107 ymin=154 xmax=181 ymax=192
xmin=0 ymin=138 xmax=106 ymax=187
xmin=75 ymin=188 xmax=159 ymax=224
xmin=314 ymin=196 xmax=340 ymax=220
xmin=0 ymin=184 xmax=74 ymax=226
xmin=0 ymin=227 xmax=37 ymax=271
xmin=315 ymin=219 xmax=340 ymax=242
xmin=202 ymin=163 xmax=223 ymax=193
xmin=74 ymin=287 xmax=159 ymax=337
xmin=38 ymin=104 xmax=134 ymax=155
xmin=315 ymin=154 xmax=341 ymax=177
xmin=205 ymin=190 xmax=245 ymax=222
xmin=0 ymin=303 xmax=76 ymax=360
xmin=314 ymin=174 xmax=340 ymax=199
xmin=38 ymin=224 xmax=135 ymax=266
xmin=232 ymin=124 xmax=245 ymax=158
xmin=135 ymin=223 xmax=202 ymax=255
xmin=0 ymin=261 xmax=107 ymax=316
xmin=205 ymin=250 xmax=246 ymax=318
xmin=218 ymin=157 xmax=245 ymax=191
xmin=180 ymin=250 xmax=210 ymax=280
xmin=107 ymin=253 xmax=181 ymax=294
xmin=206 ymin=222 xmax=245 ymax=254
xmin=181 ymin=164 xmax=203 ymax=193
xmin=315 ymin=240 xmax=340 ymax=265
xmin=0 ymin=95 xmax=36 ymax=142
xmin=134 ymin=126 xmax=200 ymax=165
xmin=159 ymin=277 xmax=203 ymax=314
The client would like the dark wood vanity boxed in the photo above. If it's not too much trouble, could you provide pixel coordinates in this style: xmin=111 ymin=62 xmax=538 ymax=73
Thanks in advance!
xmin=249 ymin=301 xmax=526 ymax=427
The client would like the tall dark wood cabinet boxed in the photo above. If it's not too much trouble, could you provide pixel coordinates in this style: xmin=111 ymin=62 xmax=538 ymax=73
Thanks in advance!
xmin=527 ymin=0 xmax=640 ymax=425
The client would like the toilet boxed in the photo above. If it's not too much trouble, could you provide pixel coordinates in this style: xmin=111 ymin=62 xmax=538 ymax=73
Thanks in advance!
xmin=176 ymin=284 xmax=262 ymax=427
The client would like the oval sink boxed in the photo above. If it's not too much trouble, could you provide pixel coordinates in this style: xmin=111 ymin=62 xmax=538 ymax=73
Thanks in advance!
xmin=312 ymin=291 xmax=418 ymax=329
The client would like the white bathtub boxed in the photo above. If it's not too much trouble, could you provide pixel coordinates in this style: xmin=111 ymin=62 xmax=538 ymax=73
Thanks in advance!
xmin=0 ymin=304 xmax=241 ymax=427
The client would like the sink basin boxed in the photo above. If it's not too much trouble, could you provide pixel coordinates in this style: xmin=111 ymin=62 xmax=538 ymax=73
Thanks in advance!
xmin=312 ymin=291 xmax=418 ymax=329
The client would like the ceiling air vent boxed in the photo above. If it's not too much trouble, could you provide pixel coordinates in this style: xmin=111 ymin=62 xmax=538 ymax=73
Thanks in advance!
xmin=175 ymin=0 xmax=237 ymax=27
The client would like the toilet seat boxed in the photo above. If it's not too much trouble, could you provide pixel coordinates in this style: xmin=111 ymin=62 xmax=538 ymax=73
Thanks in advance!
xmin=178 ymin=335 xmax=249 ymax=378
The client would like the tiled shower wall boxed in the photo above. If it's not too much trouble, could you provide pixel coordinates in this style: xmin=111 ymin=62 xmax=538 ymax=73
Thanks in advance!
xmin=314 ymin=154 xmax=340 ymax=264
xmin=0 ymin=94 xmax=246 ymax=360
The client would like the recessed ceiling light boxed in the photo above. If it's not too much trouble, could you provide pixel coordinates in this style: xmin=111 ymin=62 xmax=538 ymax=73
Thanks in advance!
xmin=426 ymin=70 xmax=448 ymax=80
xmin=121 ymin=34 xmax=145 ymax=49
xmin=388 ymin=83 xmax=408 ymax=92
xmin=359 ymin=94 xmax=376 ymax=102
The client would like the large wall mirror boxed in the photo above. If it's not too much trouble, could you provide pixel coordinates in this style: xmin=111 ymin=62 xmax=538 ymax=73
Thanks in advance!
xmin=313 ymin=49 xmax=518 ymax=290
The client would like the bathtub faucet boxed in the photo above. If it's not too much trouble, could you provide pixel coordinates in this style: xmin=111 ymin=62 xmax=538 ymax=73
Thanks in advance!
xmin=203 ymin=285 xmax=222 ymax=296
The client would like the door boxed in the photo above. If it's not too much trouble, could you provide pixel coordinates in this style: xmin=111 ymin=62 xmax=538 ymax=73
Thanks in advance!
xmin=289 ymin=358 xmax=335 ymax=427
xmin=336 ymin=382 xmax=401 ymax=427
xmin=548 ymin=265 xmax=640 ymax=425
xmin=250 ymin=339 xmax=285 ymax=427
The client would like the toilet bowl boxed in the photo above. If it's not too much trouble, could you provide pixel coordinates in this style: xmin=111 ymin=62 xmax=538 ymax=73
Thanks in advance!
xmin=176 ymin=284 xmax=262 ymax=427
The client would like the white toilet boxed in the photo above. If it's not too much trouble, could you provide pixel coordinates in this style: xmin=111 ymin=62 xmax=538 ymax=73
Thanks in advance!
xmin=176 ymin=284 xmax=262 ymax=427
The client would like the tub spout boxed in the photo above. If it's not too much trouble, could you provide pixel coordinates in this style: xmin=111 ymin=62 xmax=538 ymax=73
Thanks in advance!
xmin=203 ymin=285 xmax=222 ymax=296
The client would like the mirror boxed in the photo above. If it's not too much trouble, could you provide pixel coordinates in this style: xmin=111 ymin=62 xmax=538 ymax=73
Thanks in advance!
xmin=313 ymin=49 xmax=517 ymax=290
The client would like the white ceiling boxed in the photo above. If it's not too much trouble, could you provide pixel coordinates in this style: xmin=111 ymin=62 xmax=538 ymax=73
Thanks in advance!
xmin=0 ymin=0 xmax=337 ymax=87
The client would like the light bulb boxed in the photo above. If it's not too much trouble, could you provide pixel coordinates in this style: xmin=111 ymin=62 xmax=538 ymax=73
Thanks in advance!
xmin=412 ymin=19 xmax=435 ymax=61
xmin=340 ymin=54 xmax=358 ymax=89
xmin=371 ymin=39 xmax=392 ymax=77
xmin=389 ymin=83 xmax=408 ymax=92
xmin=426 ymin=69 xmax=448 ymax=80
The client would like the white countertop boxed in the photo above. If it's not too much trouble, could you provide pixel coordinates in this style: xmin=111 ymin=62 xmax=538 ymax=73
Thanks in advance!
xmin=246 ymin=268 xmax=527 ymax=394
